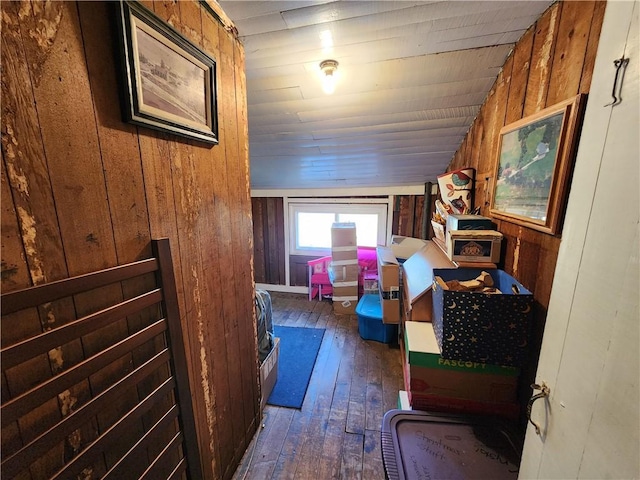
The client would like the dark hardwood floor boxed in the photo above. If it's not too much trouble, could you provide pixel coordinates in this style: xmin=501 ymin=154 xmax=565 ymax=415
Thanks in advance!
xmin=232 ymin=292 xmax=404 ymax=480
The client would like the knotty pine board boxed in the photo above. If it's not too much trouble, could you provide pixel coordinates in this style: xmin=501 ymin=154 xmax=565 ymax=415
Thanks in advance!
xmin=546 ymin=1 xmax=597 ymax=106
xmin=523 ymin=2 xmax=561 ymax=116
xmin=579 ymin=0 xmax=607 ymax=94
xmin=505 ymin=27 xmax=535 ymax=125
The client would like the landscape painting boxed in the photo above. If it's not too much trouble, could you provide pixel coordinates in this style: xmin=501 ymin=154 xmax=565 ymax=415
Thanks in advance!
xmin=135 ymin=27 xmax=208 ymax=127
xmin=117 ymin=1 xmax=218 ymax=144
xmin=493 ymin=111 xmax=564 ymax=221
xmin=490 ymin=95 xmax=586 ymax=235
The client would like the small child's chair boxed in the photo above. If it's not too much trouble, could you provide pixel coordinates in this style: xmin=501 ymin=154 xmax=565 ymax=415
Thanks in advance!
xmin=307 ymin=256 xmax=333 ymax=300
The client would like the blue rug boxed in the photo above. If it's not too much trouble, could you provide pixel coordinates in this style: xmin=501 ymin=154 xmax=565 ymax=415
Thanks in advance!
xmin=267 ymin=325 xmax=325 ymax=409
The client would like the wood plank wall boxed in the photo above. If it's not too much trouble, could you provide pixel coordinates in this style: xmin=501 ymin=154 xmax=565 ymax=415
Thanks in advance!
xmin=447 ymin=1 xmax=605 ymax=407
xmin=1 ymin=2 xmax=258 ymax=479
xmin=251 ymin=194 xmax=427 ymax=287
xmin=394 ymin=195 xmax=426 ymax=239
xmin=251 ymin=197 xmax=286 ymax=285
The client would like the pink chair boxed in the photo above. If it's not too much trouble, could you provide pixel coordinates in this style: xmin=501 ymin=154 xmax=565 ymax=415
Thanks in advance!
xmin=308 ymin=247 xmax=379 ymax=301
xmin=307 ymin=256 xmax=333 ymax=300
xmin=357 ymin=246 xmax=378 ymax=296
xmin=357 ymin=247 xmax=377 ymax=276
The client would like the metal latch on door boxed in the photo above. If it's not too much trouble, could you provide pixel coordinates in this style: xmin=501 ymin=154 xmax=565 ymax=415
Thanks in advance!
xmin=527 ymin=382 xmax=550 ymax=435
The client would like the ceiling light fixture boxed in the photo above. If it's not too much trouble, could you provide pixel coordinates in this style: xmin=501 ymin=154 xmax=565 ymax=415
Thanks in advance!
xmin=320 ymin=59 xmax=339 ymax=95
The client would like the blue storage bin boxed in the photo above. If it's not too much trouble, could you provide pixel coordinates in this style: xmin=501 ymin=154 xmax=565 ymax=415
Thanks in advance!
xmin=356 ymin=294 xmax=398 ymax=344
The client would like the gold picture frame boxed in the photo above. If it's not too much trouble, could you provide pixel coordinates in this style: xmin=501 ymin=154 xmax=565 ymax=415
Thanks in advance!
xmin=490 ymin=94 xmax=587 ymax=235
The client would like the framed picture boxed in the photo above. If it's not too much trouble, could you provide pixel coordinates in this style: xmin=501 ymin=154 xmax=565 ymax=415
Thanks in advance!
xmin=115 ymin=1 xmax=218 ymax=144
xmin=490 ymin=94 xmax=587 ymax=235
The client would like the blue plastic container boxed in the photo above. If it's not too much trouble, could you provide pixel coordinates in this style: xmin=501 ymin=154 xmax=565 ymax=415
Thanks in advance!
xmin=356 ymin=294 xmax=398 ymax=344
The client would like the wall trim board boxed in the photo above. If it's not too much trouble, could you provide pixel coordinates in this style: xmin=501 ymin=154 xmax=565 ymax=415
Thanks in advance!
xmin=251 ymin=185 xmax=425 ymax=197
xmin=286 ymin=197 xmax=391 ymax=205
xmin=283 ymin=196 xmax=290 ymax=287
xmin=256 ymin=283 xmax=307 ymax=294
xmin=200 ymin=0 xmax=235 ymax=32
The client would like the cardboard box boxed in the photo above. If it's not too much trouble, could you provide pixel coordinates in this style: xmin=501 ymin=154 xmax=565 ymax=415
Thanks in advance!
xmin=260 ymin=337 xmax=279 ymax=410
xmin=377 ymin=246 xmax=400 ymax=291
xmin=329 ymin=263 xmax=359 ymax=283
xmin=400 ymin=338 xmax=411 ymax=393
xmin=408 ymin=365 xmax=518 ymax=403
xmin=331 ymin=246 xmax=358 ymax=263
xmin=447 ymin=230 xmax=502 ymax=263
xmin=333 ymin=284 xmax=358 ymax=314
xmin=446 ymin=214 xmax=494 ymax=231
xmin=404 ymin=322 xmax=519 ymax=375
xmin=332 ymin=279 xmax=358 ymax=290
xmin=331 ymin=222 xmax=356 ymax=247
xmin=333 ymin=284 xmax=358 ymax=297
xmin=389 ymin=235 xmax=429 ymax=260
xmin=431 ymin=221 xmax=445 ymax=243
xmin=401 ymin=242 xmax=455 ymax=322
xmin=408 ymin=391 xmax=520 ymax=420
xmin=432 ymin=268 xmax=533 ymax=367
xmin=404 ymin=321 xmax=518 ymax=403
xmin=376 ymin=246 xmax=400 ymax=324
xmin=333 ymin=298 xmax=357 ymax=314
xmin=397 ymin=390 xmax=412 ymax=410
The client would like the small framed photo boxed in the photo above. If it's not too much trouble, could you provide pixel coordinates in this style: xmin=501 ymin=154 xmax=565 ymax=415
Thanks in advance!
xmin=115 ymin=1 xmax=218 ymax=144
xmin=490 ymin=94 xmax=587 ymax=235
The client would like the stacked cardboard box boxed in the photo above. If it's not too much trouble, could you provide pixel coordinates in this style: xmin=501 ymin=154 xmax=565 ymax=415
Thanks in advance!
xmin=446 ymin=214 xmax=494 ymax=231
xmin=446 ymin=230 xmax=503 ymax=263
xmin=331 ymin=223 xmax=358 ymax=314
xmin=376 ymin=246 xmax=400 ymax=323
xmin=376 ymin=240 xmax=457 ymax=324
xmin=403 ymin=321 xmax=520 ymax=418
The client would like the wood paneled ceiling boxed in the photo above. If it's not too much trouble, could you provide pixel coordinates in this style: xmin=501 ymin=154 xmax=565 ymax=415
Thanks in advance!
xmin=218 ymin=0 xmax=554 ymax=190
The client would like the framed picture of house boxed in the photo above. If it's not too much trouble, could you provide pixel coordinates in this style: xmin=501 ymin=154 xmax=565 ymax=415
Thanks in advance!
xmin=490 ymin=94 xmax=587 ymax=235
xmin=115 ymin=0 xmax=218 ymax=144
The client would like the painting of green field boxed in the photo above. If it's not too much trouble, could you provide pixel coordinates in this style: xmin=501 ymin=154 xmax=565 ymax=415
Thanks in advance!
xmin=494 ymin=111 xmax=564 ymax=220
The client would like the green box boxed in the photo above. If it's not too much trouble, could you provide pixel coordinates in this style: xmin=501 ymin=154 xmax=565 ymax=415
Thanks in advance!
xmin=404 ymin=321 xmax=518 ymax=376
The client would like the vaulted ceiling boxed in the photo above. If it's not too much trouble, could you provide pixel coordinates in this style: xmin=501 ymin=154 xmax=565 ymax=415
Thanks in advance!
xmin=218 ymin=0 xmax=554 ymax=190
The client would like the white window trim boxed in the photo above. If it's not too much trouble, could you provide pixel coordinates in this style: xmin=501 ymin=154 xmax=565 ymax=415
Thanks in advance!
xmin=286 ymin=197 xmax=392 ymax=257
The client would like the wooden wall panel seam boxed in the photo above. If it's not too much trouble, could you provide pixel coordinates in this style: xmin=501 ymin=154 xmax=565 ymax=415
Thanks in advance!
xmin=579 ymin=1 xmax=607 ymax=94
xmin=1 ymin=1 xmax=259 ymax=478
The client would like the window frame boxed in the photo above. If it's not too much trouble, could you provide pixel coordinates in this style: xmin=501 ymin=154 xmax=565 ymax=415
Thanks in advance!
xmin=287 ymin=198 xmax=389 ymax=257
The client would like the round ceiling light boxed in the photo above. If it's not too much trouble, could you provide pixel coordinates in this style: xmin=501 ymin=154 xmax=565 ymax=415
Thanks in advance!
xmin=319 ymin=59 xmax=339 ymax=94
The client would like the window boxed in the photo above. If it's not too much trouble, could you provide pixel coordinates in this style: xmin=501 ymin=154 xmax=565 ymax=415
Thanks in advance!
xmin=288 ymin=200 xmax=388 ymax=256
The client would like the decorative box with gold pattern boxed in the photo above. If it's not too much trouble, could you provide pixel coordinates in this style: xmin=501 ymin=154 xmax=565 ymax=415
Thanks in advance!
xmin=431 ymin=268 xmax=533 ymax=367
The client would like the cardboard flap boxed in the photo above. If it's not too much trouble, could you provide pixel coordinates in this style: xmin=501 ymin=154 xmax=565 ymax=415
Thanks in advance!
xmin=376 ymin=246 xmax=399 ymax=266
xmin=403 ymin=241 xmax=455 ymax=305
xmin=390 ymin=235 xmax=428 ymax=260
xmin=405 ymin=320 xmax=440 ymax=355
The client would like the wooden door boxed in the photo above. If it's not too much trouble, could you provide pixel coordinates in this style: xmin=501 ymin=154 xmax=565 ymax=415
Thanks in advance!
xmin=519 ymin=2 xmax=639 ymax=478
